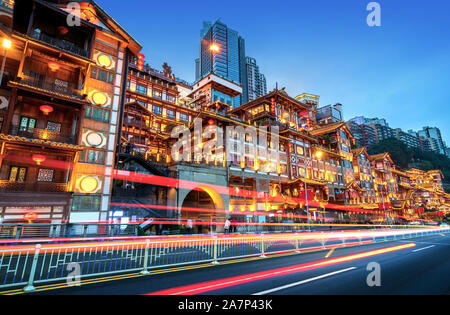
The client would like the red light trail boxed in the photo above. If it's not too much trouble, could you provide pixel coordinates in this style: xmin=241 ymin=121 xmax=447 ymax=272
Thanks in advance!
xmin=146 ymin=243 xmax=416 ymax=295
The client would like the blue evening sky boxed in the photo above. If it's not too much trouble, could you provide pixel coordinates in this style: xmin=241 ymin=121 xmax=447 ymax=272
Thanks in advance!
xmin=96 ymin=0 xmax=450 ymax=144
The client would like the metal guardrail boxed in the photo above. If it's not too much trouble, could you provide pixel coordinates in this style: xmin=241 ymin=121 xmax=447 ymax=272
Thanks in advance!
xmin=18 ymin=75 xmax=84 ymax=100
xmin=0 ymin=223 xmax=140 ymax=240
xmin=0 ymin=227 xmax=448 ymax=292
xmin=30 ymin=31 xmax=90 ymax=58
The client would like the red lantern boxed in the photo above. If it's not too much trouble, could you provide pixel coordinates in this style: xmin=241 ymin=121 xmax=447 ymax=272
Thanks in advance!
xmin=57 ymin=26 xmax=69 ymax=35
xmin=24 ymin=212 xmax=38 ymax=222
xmin=208 ymin=119 xmax=215 ymax=125
xmin=32 ymin=155 xmax=46 ymax=165
xmin=137 ymin=53 xmax=145 ymax=70
xmin=40 ymin=105 xmax=54 ymax=115
xmin=270 ymin=98 xmax=276 ymax=114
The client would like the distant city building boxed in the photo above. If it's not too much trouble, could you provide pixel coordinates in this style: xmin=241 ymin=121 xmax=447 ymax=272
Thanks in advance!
xmin=346 ymin=121 xmax=377 ymax=148
xmin=393 ymin=128 xmax=419 ymax=149
xmin=244 ymin=57 xmax=267 ymax=102
xmin=369 ymin=123 xmax=395 ymax=142
xmin=257 ymin=73 xmax=267 ymax=96
xmin=295 ymin=93 xmax=320 ymax=106
xmin=417 ymin=126 xmax=446 ymax=155
xmin=365 ymin=117 xmax=389 ymax=127
xmin=348 ymin=116 xmax=366 ymax=125
xmin=316 ymin=103 xmax=343 ymax=125
xmin=195 ymin=20 xmax=246 ymax=107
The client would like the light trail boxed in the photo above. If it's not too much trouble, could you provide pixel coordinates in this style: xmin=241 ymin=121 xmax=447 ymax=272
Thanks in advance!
xmin=145 ymin=243 xmax=416 ymax=295
xmin=0 ymin=228 xmax=428 ymax=255
xmin=1 ymin=154 xmax=429 ymax=222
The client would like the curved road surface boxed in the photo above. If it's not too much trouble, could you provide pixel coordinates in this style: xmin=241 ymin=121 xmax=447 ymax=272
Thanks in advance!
xmin=2 ymin=232 xmax=449 ymax=295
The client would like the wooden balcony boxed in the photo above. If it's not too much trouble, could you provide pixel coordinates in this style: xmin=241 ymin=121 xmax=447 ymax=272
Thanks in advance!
xmin=15 ymin=75 xmax=85 ymax=101
xmin=0 ymin=181 xmax=68 ymax=193
xmin=29 ymin=30 xmax=90 ymax=59
xmin=9 ymin=125 xmax=77 ymax=145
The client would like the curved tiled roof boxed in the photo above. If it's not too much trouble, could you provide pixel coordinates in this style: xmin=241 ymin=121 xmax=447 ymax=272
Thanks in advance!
xmin=0 ymin=134 xmax=84 ymax=151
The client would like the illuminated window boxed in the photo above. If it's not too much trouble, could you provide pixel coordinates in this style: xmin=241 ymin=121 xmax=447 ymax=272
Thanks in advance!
xmin=166 ymin=109 xmax=175 ymax=119
xmin=37 ymin=169 xmax=54 ymax=182
xmin=91 ymin=67 xmax=114 ymax=84
xmin=46 ymin=121 xmax=61 ymax=133
xmin=79 ymin=150 xmax=105 ymax=165
xmin=85 ymin=106 xmax=110 ymax=123
xmin=9 ymin=166 xmax=27 ymax=182
xmin=152 ymin=105 xmax=162 ymax=115
xmin=152 ymin=90 xmax=162 ymax=99
xmin=179 ymin=113 xmax=188 ymax=122
xmin=167 ymin=95 xmax=175 ymax=103
xmin=19 ymin=116 xmax=36 ymax=132
xmin=136 ymin=84 xmax=147 ymax=94
xmin=296 ymin=145 xmax=304 ymax=155
xmin=72 ymin=195 xmax=101 ymax=212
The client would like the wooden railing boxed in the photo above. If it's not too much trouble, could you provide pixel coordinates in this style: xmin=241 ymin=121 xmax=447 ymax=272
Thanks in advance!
xmin=0 ymin=181 xmax=68 ymax=193
xmin=9 ymin=125 xmax=76 ymax=144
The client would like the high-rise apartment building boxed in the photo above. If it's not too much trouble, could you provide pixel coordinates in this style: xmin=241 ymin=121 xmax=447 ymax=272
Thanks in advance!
xmin=195 ymin=20 xmax=246 ymax=107
xmin=244 ymin=57 xmax=267 ymax=102
xmin=365 ymin=117 xmax=389 ymax=127
xmin=258 ymin=73 xmax=267 ymax=96
xmin=417 ymin=126 xmax=446 ymax=155
xmin=346 ymin=121 xmax=377 ymax=148
xmin=393 ymin=128 xmax=419 ymax=149
xmin=316 ymin=103 xmax=343 ymax=125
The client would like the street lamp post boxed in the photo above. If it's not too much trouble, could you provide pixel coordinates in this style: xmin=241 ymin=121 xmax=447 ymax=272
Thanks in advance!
xmin=380 ymin=183 xmax=389 ymax=226
xmin=304 ymin=161 xmax=310 ymax=232
xmin=0 ymin=38 xmax=12 ymax=87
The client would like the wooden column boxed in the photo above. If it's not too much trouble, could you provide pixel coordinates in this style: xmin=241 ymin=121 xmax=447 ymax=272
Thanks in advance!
xmin=2 ymin=87 xmax=17 ymax=134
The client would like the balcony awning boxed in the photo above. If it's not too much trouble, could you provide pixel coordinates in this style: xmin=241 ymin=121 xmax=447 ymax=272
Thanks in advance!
xmin=0 ymin=134 xmax=84 ymax=151
xmin=344 ymin=180 xmax=364 ymax=191
xmin=287 ymin=177 xmax=328 ymax=186
xmin=8 ymin=80 xmax=88 ymax=106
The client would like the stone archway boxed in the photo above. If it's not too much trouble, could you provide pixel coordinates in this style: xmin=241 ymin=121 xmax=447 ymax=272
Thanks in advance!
xmin=179 ymin=186 xmax=226 ymax=233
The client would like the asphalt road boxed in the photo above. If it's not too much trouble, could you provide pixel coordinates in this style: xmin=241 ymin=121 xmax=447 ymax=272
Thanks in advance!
xmin=9 ymin=231 xmax=449 ymax=295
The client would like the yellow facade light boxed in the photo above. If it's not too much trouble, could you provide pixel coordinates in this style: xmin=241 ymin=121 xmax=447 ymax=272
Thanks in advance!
xmin=79 ymin=176 xmax=99 ymax=193
xmin=85 ymin=131 xmax=104 ymax=147
xmin=96 ymin=54 xmax=113 ymax=68
xmin=92 ymin=92 xmax=108 ymax=106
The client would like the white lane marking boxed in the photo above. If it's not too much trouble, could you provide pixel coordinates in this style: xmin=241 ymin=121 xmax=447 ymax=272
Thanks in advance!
xmin=412 ymin=245 xmax=436 ymax=252
xmin=252 ymin=267 xmax=357 ymax=295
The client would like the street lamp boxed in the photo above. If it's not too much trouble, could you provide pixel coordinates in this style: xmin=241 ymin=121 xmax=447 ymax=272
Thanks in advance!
xmin=0 ymin=38 xmax=12 ymax=87
xmin=209 ymin=43 xmax=220 ymax=52
xmin=304 ymin=159 xmax=312 ymax=231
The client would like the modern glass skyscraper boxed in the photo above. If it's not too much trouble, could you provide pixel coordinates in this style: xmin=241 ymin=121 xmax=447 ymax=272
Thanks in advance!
xmin=245 ymin=57 xmax=267 ymax=102
xmin=417 ymin=126 xmax=446 ymax=155
xmin=196 ymin=20 xmax=246 ymax=107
